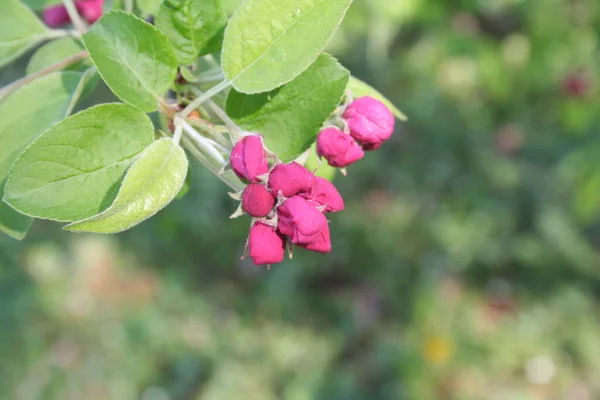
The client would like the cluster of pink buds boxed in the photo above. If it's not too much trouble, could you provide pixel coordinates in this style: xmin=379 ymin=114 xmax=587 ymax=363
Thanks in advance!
xmin=317 ymin=96 xmax=395 ymax=168
xmin=229 ymin=136 xmax=344 ymax=266
xmin=43 ymin=0 xmax=104 ymax=28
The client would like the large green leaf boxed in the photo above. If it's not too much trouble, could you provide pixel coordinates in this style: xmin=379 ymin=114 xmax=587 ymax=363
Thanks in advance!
xmin=27 ymin=38 xmax=88 ymax=75
xmin=65 ymin=138 xmax=188 ymax=233
xmin=0 ymin=0 xmax=53 ymax=67
xmin=348 ymin=76 xmax=407 ymax=121
xmin=221 ymin=0 xmax=353 ymax=94
xmin=0 ymin=181 xmax=32 ymax=240
xmin=3 ymin=104 xmax=155 ymax=222
xmin=226 ymin=54 xmax=349 ymax=162
xmin=156 ymin=0 xmax=227 ymax=64
xmin=83 ymin=11 xmax=178 ymax=112
xmin=0 ymin=72 xmax=84 ymax=183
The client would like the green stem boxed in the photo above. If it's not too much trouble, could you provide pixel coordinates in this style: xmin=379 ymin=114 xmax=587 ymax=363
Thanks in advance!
xmin=186 ymin=119 xmax=230 ymax=148
xmin=180 ymin=80 xmax=231 ymax=118
xmin=0 ymin=50 xmax=89 ymax=100
xmin=62 ymin=0 xmax=87 ymax=33
xmin=189 ymin=87 xmax=242 ymax=142
xmin=181 ymin=136 xmax=244 ymax=191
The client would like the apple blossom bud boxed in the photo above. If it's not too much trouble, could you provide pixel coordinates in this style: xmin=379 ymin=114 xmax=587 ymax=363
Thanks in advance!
xmin=248 ymin=222 xmax=285 ymax=265
xmin=316 ymin=127 xmax=364 ymax=167
xmin=242 ymin=184 xmax=275 ymax=218
xmin=77 ymin=0 xmax=104 ymax=24
xmin=230 ymin=135 xmax=269 ymax=183
xmin=343 ymin=96 xmax=395 ymax=148
xmin=298 ymin=223 xmax=332 ymax=253
xmin=43 ymin=0 xmax=104 ymax=27
xmin=305 ymin=177 xmax=344 ymax=213
xmin=277 ymin=196 xmax=327 ymax=244
xmin=268 ymin=162 xmax=316 ymax=198
xmin=43 ymin=5 xmax=71 ymax=27
xmin=361 ymin=142 xmax=383 ymax=151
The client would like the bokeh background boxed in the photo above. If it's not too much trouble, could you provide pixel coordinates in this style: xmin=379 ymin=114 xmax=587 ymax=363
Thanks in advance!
xmin=2 ymin=0 xmax=600 ymax=398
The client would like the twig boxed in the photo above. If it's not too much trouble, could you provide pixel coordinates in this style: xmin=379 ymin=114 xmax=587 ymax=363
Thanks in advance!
xmin=0 ymin=51 xmax=90 ymax=100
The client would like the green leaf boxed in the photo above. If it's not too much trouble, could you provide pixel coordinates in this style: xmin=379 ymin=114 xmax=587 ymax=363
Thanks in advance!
xmin=65 ymin=67 xmax=100 ymax=116
xmin=348 ymin=76 xmax=407 ymax=121
xmin=221 ymin=0 xmax=353 ymax=94
xmin=0 ymin=0 xmax=52 ymax=67
xmin=156 ymin=0 xmax=227 ymax=64
xmin=0 ymin=180 xmax=32 ymax=240
xmin=0 ymin=72 xmax=85 ymax=184
xmin=83 ymin=11 xmax=178 ymax=112
xmin=27 ymin=38 xmax=88 ymax=75
xmin=222 ymin=0 xmax=242 ymax=15
xmin=4 ymin=104 xmax=155 ymax=222
xmin=305 ymin=144 xmax=336 ymax=182
xmin=226 ymin=54 xmax=349 ymax=162
xmin=136 ymin=0 xmax=163 ymax=15
xmin=175 ymin=164 xmax=192 ymax=200
xmin=65 ymin=138 xmax=188 ymax=233
xmin=21 ymin=0 xmax=62 ymax=10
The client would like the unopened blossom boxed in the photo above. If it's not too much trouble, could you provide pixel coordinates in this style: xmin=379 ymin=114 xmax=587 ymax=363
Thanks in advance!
xmin=230 ymin=135 xmax=269 ymax=183
xmin=298 ymin=223 xmax=332 ymax=253
xmin=43 ymin=0 xmax=104 ymax=27
xmin=248 ymin=222 xmax=285 ymax=265
xmin=305 ymin=177 xmax=344 ymax=213
xmin=343 ymin=96 xmax=395 ymax=149
xmin=277 ymin=196 xmax=327 ymax=244
xmin=268 ymin=162 xmax=316 ymax=198
xmin=242 ymin=183 xmax=275 ymax=218
xmin=316 ymin=127 xmax=364 ymax=167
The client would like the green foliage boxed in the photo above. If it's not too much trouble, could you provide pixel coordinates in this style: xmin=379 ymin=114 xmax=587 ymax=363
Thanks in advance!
xmin=27 ymin=38 xmax=87 ymax=75
xmin=0 ymin=181 xmax=32 ymax=240
xmin=136 ymin=0 xmax=163 ymax=15
xmin=226 ymin=54 xmax=349 ymax=162
xmin=3 ymin=104 xmax=155 ymax=222
xmin=348 ymin=76 xmax=407 ymax=121
xmin=83 ymin=11 xmax=178 ymax=112
xmin=305 ymin=143 xmax=336 ymax=181
xmin=156 ymin=0 xmax=227 ymax=64
xmin=0 ymin=0 xmax=52 ymax=67
xmin=221 ymin=0 xmax=354 ymax=93
xmin=66 ymin=138 xmax=188 ymax=233
xmin=21 ymin=0 xmax=62 ymax=10
xmin=0 ymin=72 xmax=83 ymax=182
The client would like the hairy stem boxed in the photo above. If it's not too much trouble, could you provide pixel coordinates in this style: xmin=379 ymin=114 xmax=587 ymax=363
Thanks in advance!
xmin=0 ymin=51 xmax=90 ymax=100
xmin=180 ymin=80 xmax=231 ymax=118
xmin=189 ymin=87 xmax=242 ymax=142
xmin=181 ymin=136 xmax=244 ymax=191
xmin=179 ymin=119 xmax=227 ymax=165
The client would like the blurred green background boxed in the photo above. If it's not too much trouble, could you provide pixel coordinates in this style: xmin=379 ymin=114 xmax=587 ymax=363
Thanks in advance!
xmin=2 ymin=0 xmax=600 ymax=398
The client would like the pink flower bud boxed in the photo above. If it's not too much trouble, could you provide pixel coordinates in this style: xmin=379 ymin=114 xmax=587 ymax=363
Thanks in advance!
xmin=76 ymin=0 xmax=104 ymax=24
xmin=361 ymin=142 xmax=383 ymax=151
xmin=305 ymin=177 xmax=344 ymax=213
xmin=298 ymin=223 xmax=331 ymax=253
xmin=242 ymin=183 xmax=275 ymax=217
xmin=248 ymin=222 xmax=285 ymax=265
xmin=277 ymin=196 xmax=327 ymax=244
xmin=43 ymin=0 xmax=104 ymax=27
xmin=268 ymin=162 xmax=316 ymax=198
xmin=230 ymin=135 xmax=269 ymax=183
xmin=43 ymin=5 xmax=70 ymax=27
xmin=316 ymin=127 xmax=364 ymax=167
xmin=343 ymin=96 xmax=395 ymax=149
